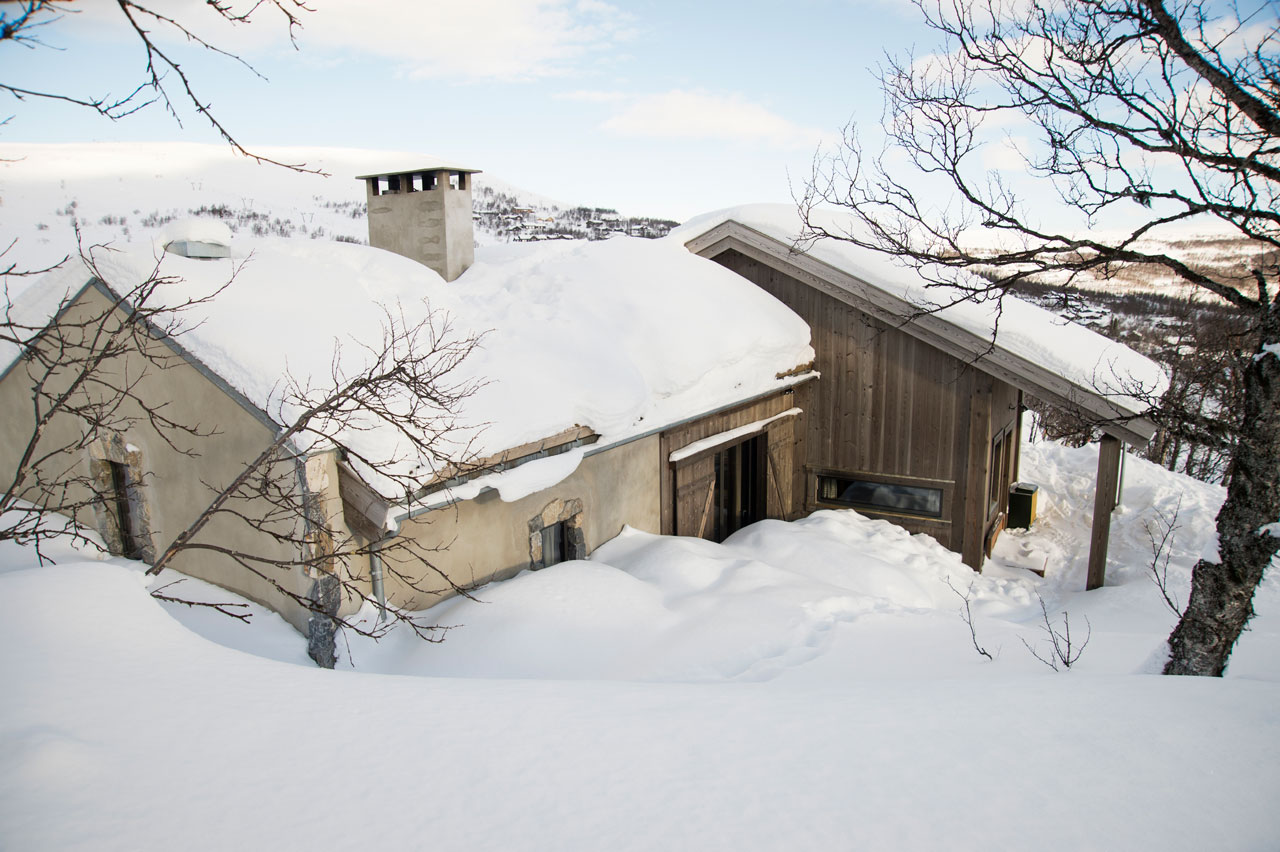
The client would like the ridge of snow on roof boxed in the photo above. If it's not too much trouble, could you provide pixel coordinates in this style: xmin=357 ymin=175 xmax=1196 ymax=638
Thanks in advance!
xmin=673 ymin=204 xmax=1168 ymax=419
xmin=161 ymin=218 xmax=232 ymax=247
xmin=23 ymin=229 xmax=811 ymax=498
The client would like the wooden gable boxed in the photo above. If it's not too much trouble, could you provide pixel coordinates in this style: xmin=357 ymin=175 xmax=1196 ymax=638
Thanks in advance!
xmin=686 ymin=221 xmax=1151 ymax=574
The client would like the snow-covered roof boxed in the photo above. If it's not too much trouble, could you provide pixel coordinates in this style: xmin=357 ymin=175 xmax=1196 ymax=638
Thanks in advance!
xmin=355 ymin=161 xmax=481 ymax=179
xmin=4 ymin=228 xmax=813 ymax=499
xmin=674 ymin=204 xmax=1167 ymax=444
xmin=161 ymin=218 xmax=232 ymax=248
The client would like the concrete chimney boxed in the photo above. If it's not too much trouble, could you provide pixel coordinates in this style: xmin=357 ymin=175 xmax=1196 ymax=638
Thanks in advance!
xmin=357 ymin=164 xmax=481 ymax=282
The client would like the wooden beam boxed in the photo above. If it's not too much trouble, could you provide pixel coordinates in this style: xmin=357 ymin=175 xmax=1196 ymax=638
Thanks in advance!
xmin=961 ymin=374 xmax=992 ymax=570
xmin=1086 ymin=435 xmax=1123 ymax=590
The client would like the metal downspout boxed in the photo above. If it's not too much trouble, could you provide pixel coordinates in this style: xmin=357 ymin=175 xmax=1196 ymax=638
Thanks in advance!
xmin=369 ymin=504 xmax=416 ymax=623
xmin=369 ymin=540 xmax=388 ymax=622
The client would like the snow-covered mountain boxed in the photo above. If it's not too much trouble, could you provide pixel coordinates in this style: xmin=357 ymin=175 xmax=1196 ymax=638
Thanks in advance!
xmin=0 ymin=142 xmax=678 ymax=274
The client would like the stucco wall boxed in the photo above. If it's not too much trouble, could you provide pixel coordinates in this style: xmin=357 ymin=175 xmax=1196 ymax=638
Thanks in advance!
xmin=384 ymin=434 xmax=662 ymax=611
xmin=0 ymin=282 xmax=316 ymax=632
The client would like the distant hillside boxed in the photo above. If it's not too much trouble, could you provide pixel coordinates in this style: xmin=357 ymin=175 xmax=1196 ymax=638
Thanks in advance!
xmin=0 ymin=142 xmax=678 ymax=273
xmin=974 ymin=234 xmax=1270 ymax=303
xmin=981 ymin=240 xmax=1265 ymax=484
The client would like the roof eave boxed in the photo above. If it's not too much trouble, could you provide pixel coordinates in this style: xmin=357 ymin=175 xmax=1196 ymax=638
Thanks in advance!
xmin=686 ymin=220 xmax=1158 ymax=446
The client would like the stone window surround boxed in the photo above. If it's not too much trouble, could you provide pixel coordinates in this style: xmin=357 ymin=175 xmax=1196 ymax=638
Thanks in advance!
xmin=528 ymin=497 xmax=586 ymax=570
xmin=87 ymin=433 xmax=156 ymax=564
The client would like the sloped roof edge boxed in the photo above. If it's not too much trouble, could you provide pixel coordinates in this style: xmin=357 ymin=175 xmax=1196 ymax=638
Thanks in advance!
xmin=1 ymin=275 xmax=280 ymax=435
xmin=685 ymin=220 xmax=1158 ymax=445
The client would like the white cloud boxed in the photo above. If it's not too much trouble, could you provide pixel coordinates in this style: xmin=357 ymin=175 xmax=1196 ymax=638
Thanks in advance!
xmin=302 ymin=0 xmax=635 ymax=81
xmin=982 ymin=134 xmax=1034 ymax=170
xmin=58 ymin=0 xmax=635 ymax=82
xmin=600 ymin=91 xmax=824 ymax=149
xmin=556 ymin=90 xmax=631 ymax=102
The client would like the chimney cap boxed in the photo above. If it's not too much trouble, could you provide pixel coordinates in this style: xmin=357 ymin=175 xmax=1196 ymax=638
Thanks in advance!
xmin=356 ymin=163 xmax=482 ymax=180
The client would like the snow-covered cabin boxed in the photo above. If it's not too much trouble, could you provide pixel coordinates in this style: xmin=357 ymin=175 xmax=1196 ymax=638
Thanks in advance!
xmin=0 ymin=178 xmax=815 ymax=661
xmin=0 ymin=164 xmax=1164 ymax=664
xmin=677 ymin=205 xmax=1165 ymax=579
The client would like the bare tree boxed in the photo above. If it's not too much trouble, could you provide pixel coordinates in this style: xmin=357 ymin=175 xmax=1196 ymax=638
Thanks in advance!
xmin=945 ymin=576 xmax=995 ymax=660
xmin=1 ymin=235 xmax=226 ymax=561
xmin=802 ymin=0 xmax=1279 ymax=676
xmin=1020 ymin=596 xmax=1092 ymax=672
xmin=0 ymin=3 xmax=482 ymax=667
xmin=2 ymin=237 xmax=485 ymax=666
xmin=1146 ymin=496 xmax=1185 ymax=617
xmin=143 ymin=301 xmax=487 ymax=666
xmin=1 ymin=0 xmax=320 ymax=173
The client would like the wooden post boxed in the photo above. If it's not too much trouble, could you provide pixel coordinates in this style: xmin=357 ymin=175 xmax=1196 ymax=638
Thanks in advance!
xmin=1086 ymin=435 xmax=1123 ymax=590
xmin=960 ymin=375 xmax=993 ymax=570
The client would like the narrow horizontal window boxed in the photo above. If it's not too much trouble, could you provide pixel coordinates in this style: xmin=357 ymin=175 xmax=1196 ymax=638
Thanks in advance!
xmin=817 ymin=475 xmax=943 ymax=519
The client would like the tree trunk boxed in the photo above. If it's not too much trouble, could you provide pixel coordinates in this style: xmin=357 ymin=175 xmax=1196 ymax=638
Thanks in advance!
xmin=1165 ymin=302 xmax=1280 ymax=675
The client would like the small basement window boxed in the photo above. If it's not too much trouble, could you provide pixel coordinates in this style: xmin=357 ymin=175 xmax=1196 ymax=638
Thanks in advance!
xmin=528 ymin=497 xmax=587 ymax=570
xmin=817 ymin=474 xmax=944 ymax=519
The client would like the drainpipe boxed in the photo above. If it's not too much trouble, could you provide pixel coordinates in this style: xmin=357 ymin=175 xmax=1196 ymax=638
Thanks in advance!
xmin=369 ymin=540 xmax=388 ymax=622
xmin=369 ymin=505 xmax=416 ymax=624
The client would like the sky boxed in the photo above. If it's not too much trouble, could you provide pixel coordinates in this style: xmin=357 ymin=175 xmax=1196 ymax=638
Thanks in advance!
xmin=1 ymin=0 xmax=927 ymax=219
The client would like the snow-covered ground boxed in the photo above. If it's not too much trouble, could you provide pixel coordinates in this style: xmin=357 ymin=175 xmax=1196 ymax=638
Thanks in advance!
xmin=2 ymin=433 xmax=1278 ymax=851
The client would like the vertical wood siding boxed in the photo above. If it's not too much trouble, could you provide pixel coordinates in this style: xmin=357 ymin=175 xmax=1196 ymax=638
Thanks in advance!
xmin=713 ymin=249 xmax=1021 ymax=565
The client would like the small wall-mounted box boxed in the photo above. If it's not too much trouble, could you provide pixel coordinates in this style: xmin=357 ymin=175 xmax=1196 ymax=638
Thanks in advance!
xmin=1008 ymin=482 xmax=1039 ymax=529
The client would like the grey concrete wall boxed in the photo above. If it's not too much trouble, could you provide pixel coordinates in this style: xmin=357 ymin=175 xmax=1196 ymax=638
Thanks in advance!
xmin=365 ymin=173 xmax=474 ymax=281
xmin=0 ymin=283 xmax=316 ymax=633
xmin=384 ymin=434 xmax=662 ymax=611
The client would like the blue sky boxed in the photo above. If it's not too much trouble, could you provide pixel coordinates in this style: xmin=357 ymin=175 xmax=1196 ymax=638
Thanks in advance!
xmin=4 ymin=0 xmax=927 ymax=218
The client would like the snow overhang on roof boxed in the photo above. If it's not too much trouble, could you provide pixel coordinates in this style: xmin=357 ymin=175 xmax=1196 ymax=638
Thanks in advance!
xmin=164 ymin=240 xmax=230 ymax=259
xmin=677 ymin=208 xmax=1165 ymax=446
xmin=161 ymin=218 xmax=232 ymax=260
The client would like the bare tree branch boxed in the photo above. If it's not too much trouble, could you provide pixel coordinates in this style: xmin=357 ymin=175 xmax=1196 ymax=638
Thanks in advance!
xmin=0 ymin=0 xmax=324 ymax=174
xmin=806 ymin=0 xmax=1280 ymax=677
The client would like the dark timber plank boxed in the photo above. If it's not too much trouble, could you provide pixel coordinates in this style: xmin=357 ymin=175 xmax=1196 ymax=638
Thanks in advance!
xmin=1087 ymin=435 xmax=1123 ymax=590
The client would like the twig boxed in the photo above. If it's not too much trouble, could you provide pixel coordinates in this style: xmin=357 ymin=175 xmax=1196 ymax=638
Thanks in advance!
xmin=1145 ymin=496 xmax=1185 ymax=617
xmin=945 ymin=576 xmax=994 ymax=660
xmin=1020 ymin=595 xmax=1091 ymax=671
xmin=150 ymin=579 xmax=252 ymax=623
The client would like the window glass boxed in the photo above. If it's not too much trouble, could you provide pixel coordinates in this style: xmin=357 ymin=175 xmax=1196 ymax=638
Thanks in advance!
xmin=989 ymin=427 xmax=1014 ymax=515
xmin=107 ymin=460 xmax=144 ymax=559
xmin=818 ymin=475 xmax=943 ymax=518
xmin=989 ymin=432 xmax=1005 ymax=511
xmin=541 ymin=522 xmax=567 ymax=567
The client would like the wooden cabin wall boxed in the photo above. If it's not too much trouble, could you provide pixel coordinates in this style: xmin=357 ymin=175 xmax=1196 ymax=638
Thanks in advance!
xmin=715 ymin=250 xmax=965 ymax=547
xmin=714 ymin=249 xmax=1021 ymax=565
